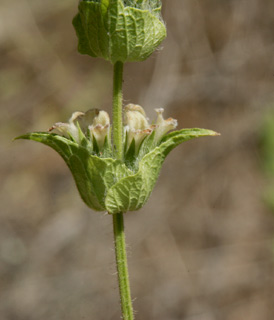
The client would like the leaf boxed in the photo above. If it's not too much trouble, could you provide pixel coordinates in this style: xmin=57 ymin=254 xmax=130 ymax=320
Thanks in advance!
xmin=72 ymin=13 xmax=97 ymax=57
xmin=16 ymin=133 xmax=132 ymax=212
xmin=105 ymin=128 xmax=219 ymax=213
xmin=160 ymin=128 xmax=219 ymax=156
xmin=73 ymin=0 xmax=167 ymax=63
xmin=16 ymin=129 xmax=218 ymax=214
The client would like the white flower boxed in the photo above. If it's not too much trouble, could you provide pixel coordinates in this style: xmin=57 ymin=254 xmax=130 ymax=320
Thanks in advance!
xmin=154 ymin=108 xmax=178 ymax=143
xmin=49 ymin=111 xmax=85 ymax=143
xmin=124 ymin=104 xmax=154 ymax=153
xmin=49 ymin=109 xmax=110 ymax=150
xmin=48 ymin=105 xmax=177 ymax=157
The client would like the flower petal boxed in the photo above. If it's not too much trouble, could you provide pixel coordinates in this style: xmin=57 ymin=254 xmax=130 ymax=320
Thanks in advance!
xmin=124 ymin=104 xmax=153 ymax=152
xmin=154 ymin=108 xmax=178 ymax=143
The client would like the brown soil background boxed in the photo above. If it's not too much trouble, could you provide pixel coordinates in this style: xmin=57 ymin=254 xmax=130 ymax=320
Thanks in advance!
xmin=1 ymin=0 xmax=274 ymax=319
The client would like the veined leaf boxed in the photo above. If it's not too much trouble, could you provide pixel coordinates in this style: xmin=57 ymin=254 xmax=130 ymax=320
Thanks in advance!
xmin=16 ymin=129 xmax=218 ymax=214
xmin=73 ymin=0 xmax=166 ymax=63
xmin=105 ymin=128 xmax=219 ymax=213
xmin=16 ymin=133 xmax=132 ymax=212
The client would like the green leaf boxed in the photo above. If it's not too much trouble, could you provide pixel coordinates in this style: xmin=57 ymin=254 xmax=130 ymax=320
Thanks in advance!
xmin=16 ymin=133 xmax=132 ymax=212
xmin=105 ymin=128 xmax=219 ymax=213
xmin=73 ymin=0 xmax=167 ymax=63
xmin=72 ymin=13 xmax=97 ymax=57
xmin=124 ymin=138 xmax=136 ymax=166
xmin=16 ymin=129 xmax=218 ymax=214
xmin=160 ymin=128 xmax=219 ymax=156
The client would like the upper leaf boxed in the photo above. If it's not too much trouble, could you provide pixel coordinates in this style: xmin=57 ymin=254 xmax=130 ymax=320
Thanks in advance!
xmin=73 ymin=0 xmax=167 ymax=63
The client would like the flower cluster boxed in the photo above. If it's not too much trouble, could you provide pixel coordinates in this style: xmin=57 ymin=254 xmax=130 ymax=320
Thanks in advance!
xmin=18 ymin=107 xmax=217 ymax=213
xmin=49 ymin=109 xmax=110 ymax=153
xmin=49 ymin=104 xmax=177 ymax=159
xmin=124 ymin=104 xmax=177 ymax=156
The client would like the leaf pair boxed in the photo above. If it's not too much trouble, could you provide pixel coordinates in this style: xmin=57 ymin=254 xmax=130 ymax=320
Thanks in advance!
xmin=16 ymin=128 xmax=218 ymax=214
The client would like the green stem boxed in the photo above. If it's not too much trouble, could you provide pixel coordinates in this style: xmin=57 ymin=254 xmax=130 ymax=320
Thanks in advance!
xmin=112 ymin=61 xmax=134 ymax=320
xmin=112 ymin=61 xmax=124 ymax=161
xmin=113 ymin=214 xmax=134 ymax=320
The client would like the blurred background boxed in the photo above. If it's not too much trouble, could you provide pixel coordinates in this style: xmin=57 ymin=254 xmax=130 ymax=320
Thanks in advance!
xmin=1 ymin=0 xmax=274 ymax=319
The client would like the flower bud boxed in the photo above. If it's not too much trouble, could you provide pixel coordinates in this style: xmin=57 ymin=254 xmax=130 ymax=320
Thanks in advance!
xmin=73 ymin=0 xmax=166 ymax=64
xmin=89 ymin=110 xmax=110 ymax=150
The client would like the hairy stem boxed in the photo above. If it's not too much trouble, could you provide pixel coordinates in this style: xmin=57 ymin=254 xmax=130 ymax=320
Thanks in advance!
xmin=112 ymin=61 xmax=124 ymax=161
xmin=113 ymin=213 xmax=134 ymax=320
xmin=112 ymin=61 xmax=134 ymax=320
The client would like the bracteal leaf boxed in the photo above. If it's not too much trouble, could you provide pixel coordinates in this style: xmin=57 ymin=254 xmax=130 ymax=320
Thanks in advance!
xmin=105 ymin=128 xmax=219 ymax=213
xmin=16 ymin=129 xmax=218 ymax=214
xmin=160 ymin=128 xmax=219 ymax=156
xmin=16 ymin=133 xmax=132 ymax=212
